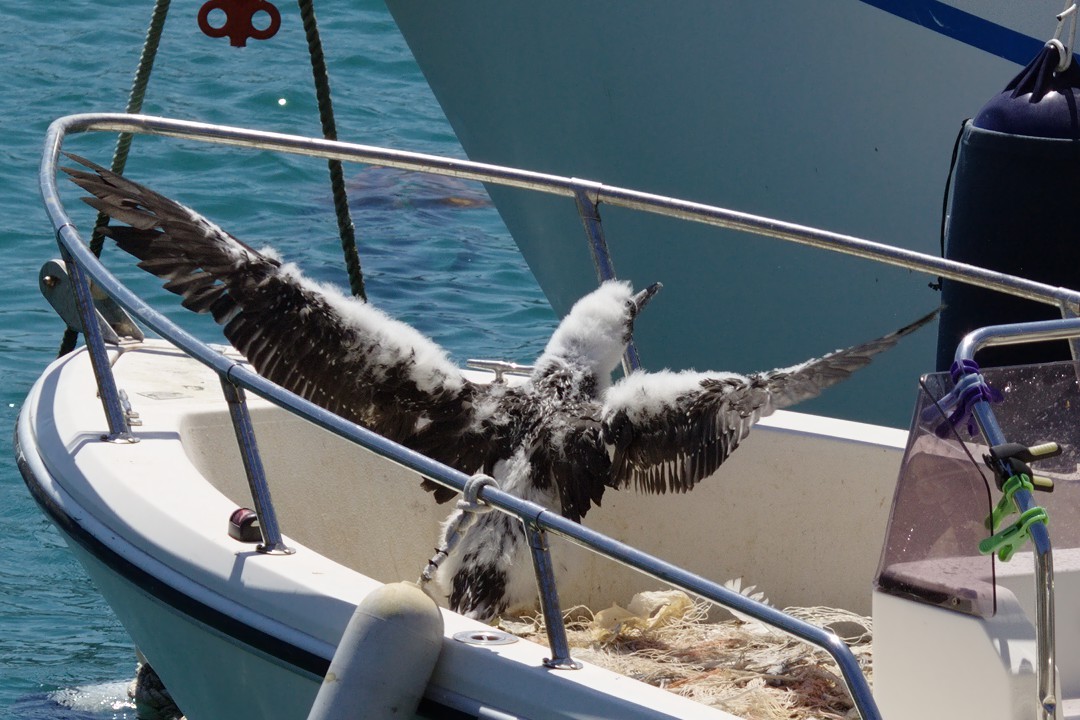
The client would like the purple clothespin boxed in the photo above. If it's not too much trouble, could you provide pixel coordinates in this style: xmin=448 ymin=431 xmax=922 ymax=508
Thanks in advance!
xmin=922 ymin=359 xmax=1004 ymax=438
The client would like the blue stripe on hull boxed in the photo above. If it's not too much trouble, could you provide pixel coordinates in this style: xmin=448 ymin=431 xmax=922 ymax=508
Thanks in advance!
xmin=862 ymin=0 xmax=1048 ymax=65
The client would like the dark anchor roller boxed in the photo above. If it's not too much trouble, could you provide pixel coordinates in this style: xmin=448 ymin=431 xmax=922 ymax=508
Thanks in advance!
xmin=937 ymin=33 xmax=1080 ymax=370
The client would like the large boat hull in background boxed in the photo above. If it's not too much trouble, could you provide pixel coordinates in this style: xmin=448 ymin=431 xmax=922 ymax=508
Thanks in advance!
xmin=384 ymin=1 xmax=1056 ymax=426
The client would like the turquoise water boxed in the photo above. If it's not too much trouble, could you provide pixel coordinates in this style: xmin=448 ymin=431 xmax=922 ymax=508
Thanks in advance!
xmin=0 ymin=2 xmax=554 ymax=717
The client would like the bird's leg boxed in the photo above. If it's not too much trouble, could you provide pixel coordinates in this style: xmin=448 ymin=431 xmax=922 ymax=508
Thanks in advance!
xmin=418 ymin=474 xmax=500 ymax=588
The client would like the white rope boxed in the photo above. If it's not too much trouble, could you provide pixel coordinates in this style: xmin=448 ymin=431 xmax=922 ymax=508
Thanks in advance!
xmin=418 ymin=474 xmax=499 ymax=587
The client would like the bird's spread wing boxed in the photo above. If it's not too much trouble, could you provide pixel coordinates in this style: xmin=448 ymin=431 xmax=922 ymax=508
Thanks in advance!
xmin=63 ymin=153 xmax=504 ymax=481
xmin=530 ymin=411 xmax=612 ymax=523
xmin=601 ymin=309 xmax=938 ymax=494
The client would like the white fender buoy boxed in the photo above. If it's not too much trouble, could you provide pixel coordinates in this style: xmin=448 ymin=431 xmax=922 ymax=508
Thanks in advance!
xmin=307 ymin=581 xmax=444 ymax=720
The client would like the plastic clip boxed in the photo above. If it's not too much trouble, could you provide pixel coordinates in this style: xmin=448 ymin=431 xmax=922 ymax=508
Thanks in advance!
xmin=984 ymin=441 xmax=1059 ymax=492
xmin=986 ymin=474 xmax=1036 ymax=533
xmin=979 ymin=506 xmax=1049 ymax=562
xmin=922 ymin=359 xmax=1002 ymax=438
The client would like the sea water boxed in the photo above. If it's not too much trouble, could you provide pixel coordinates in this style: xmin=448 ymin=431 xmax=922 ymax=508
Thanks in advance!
xmin=0 ymin=2 xmax=554 ymax=717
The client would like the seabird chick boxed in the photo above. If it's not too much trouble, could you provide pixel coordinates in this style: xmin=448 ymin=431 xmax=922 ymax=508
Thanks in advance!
xmin=64 ymin=154 xmax=937 ymax=621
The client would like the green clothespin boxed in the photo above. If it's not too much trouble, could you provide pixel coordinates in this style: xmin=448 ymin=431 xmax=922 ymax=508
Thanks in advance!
xmin=986 ymin=473 xmax=1035 ymax=533
xmin=979 ymin=506 xmax=1049 ymax=562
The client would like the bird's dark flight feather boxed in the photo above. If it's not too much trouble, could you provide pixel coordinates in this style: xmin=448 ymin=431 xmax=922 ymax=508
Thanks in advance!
xmin=63 ymin=153 xmax=504 ymax=482
xmin=601 ymin=309 xmax=938 ymax=495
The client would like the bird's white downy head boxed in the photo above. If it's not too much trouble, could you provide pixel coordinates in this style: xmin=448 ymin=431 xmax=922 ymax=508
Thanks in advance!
xmin=536 ymin=280 xmax=661 ymax=381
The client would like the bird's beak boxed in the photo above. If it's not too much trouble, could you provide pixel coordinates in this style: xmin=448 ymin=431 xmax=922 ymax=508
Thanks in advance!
xmin=632 ymin=282 xmax=663 ymax=314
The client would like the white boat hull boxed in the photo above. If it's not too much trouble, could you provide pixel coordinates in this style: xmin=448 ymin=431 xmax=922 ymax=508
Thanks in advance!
xmin=21 ymin=333 xmax=1080 ymax=718
xmin=23 ymin=341 xmax=906 ymax=718
xmin=17 ymin=339 xmax=911 ymax=719
xmin=384 ymin=0 xmax=1062 ymax=427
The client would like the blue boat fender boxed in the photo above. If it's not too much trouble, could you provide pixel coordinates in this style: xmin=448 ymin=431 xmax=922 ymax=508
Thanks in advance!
xmin=307 ymin=581 xmax=444 ymax=720
xmin=936 ymin=40 xmax=1080 ymax=370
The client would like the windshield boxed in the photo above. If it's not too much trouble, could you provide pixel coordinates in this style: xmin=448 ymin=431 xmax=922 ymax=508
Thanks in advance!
xmin=876 ymin=360 xmax=1080 ymax=618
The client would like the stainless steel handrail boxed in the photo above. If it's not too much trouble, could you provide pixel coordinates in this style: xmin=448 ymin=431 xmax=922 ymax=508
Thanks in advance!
xmin=40 ymin=111 xmax=1080 ymax=720
xmin=955 ymin=320 xmax=1080 ymax=720
xmin=44 ymin=112 xmax=1080 ymax=314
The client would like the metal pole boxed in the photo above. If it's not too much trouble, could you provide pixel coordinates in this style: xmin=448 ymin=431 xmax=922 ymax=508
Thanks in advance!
xmin=572 ymin=184 xmax=643 ymax=374
xmin=220 ymin=375 xmax=293 ymax=555
xmin=522 ymin=521 xmax=581 ymax=670
xmin=58 ymin=238 xmax=135 ymax=443
xmin=45 ymin=112 xmax=1080 ymax=316
xmin=957 ymin=324 xmax=1064 ymax=720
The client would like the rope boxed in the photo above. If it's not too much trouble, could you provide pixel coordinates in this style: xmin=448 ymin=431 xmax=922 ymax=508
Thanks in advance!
xmin=59 ymin=0 xmax=172 ymax=357
xmin=929 ymin=118 xmax=967 ymax=294
xmin=59 ymin=0 xmax=365 ymax=357
xmin=92 ymin=0 xmax=172 ymax=258
xmin=419 ymin=475 xmax=499 ymax=587
xmin=297 ymin=0 xmax=367 ymax=301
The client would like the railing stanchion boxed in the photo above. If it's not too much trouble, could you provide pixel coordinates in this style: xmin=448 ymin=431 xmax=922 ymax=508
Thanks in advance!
xmin=522 ymin=520 xmax=581 ymax=670
xmin=572 ymin=183 xmax=643 ymax=374
xmin=220 ymin=374 xmax=293 ymax=555
xmin=58 ymin=238 xmax=136 ymax=443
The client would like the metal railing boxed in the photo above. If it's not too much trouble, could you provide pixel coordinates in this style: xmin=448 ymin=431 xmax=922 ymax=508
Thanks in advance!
xmin=40 ymin=112 xmax=1080 ymax=720
xmin=954 ymin=319 xmax=1080 ymax=720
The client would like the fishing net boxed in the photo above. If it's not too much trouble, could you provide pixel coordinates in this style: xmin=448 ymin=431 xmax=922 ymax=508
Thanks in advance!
xmin=499 ymin=586 xmax=872 ymax=720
